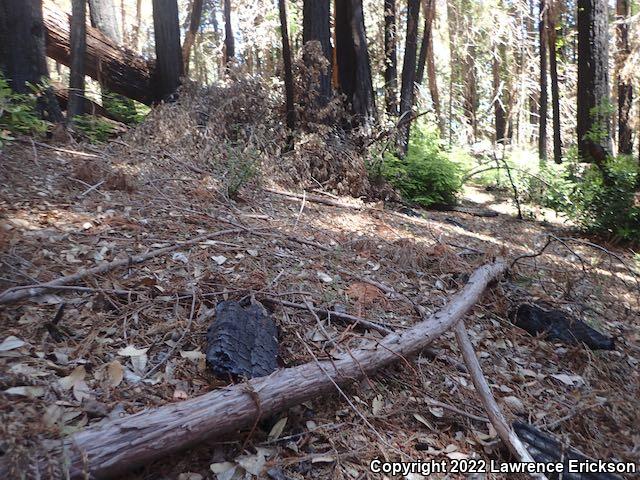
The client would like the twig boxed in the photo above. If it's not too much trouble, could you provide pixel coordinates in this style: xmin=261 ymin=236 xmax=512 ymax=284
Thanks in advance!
xmin=423 ymin=396 xmax=490 ymax=423
xmin=293 ymin=190 xmax=307 ymax=229
xmin=454 ymin=321 xmax=546 ymax=479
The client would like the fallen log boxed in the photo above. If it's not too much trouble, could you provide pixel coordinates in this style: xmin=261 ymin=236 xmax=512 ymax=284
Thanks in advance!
xmin=43 ymin=1 xmax=155 ymax=105
xmin=0 ymin=228 xmax=242 ymax=304
xmin=0 ymin=261 xmax=507 ymax=479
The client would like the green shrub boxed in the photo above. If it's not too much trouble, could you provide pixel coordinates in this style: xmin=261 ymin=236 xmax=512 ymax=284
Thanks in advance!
xmin=102 ymin=91 xmax=148 ymax=124
xmin=382 ymin=124 xmax=462 ymax=206
xmin=0 ymin=73 xmax=48 ymax=146
xmin=73 ymin=114 xmax=117 ymax=143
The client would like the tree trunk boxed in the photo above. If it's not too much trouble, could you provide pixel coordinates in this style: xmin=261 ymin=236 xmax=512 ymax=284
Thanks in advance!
xmin=493 ymin=44 xmax=507 ymax=144
xmin=0 ymin=261 xmax=506 ymax=479
xmin=88 ymin=0 xmax=120 ymax=42
xmin=615 ymin=0 xmax=633 ymax=155
xmin=538 ymin=0 xmax=548 ymax=163
xmin=182 ymin=0 xmax=204 ymax=73
xmin=0 ymin=0 xmax=63 ymax=122
xmin=398 ymin=0 xmax=421 ymax=154
xmin=223 ymin=0 xmax=235 ymax=66
xmin=152 ymin=0 xmax=183 ymax=100
xmin=528 ymin=0 xmax=538 ymax=144
xmin=334 ymin=0 xmax=377 ymax=127
xmin=68 ymin=0 xmax=86 ymax=119
xmin=547 ymin=2 xmax=562 ymax=164
xmin=278 ymin=0 xmax=295 ymax=133
xmin=383 ymin=0 xmax=398 ymax=116
xmin=302 ymin=0 xmax=332 ymax=107
xmin=133 ymin=0 xmax=142 ymax=51
xmin=43 ymin=2 xmax=155 ymax=105
xmin=577 ymin=0 xmax=611 ymax=162
xmin=416 ymin=0 xmax=441 ymax=133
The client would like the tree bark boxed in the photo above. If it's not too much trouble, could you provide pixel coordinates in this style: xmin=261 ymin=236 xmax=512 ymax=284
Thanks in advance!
xmin=577 ymin=0 xmax=611 ymax=161
xmin=278 ymin=0 xmax=295 ymax=133
xmin=334 ymin=0 xmax=377 ymax=127
xmin=384 ymin=0 xmax=398 ymax=116
xmin=152 ymin=0 xmax=183 ymax=100
xmin=615 ymin=0 xmax=633 ymax=155
xmin=547 ymin=1 xmax=562 ymax=164
xmin=43 ymin=2 xmax=155 ymax=105
xmin=182 ymin=0 xmax=204 ymax=73
xmin=223 ymin=0 xmax=235 ymax=66
xmin=68 ymin=0 xmax=87 ymax=119
xmin=88 ymin=0 xmax=120 ymax=42
xmin=398 ymin=0 xmax=421 ymax=154
xmin=0 ymin=0 xmax=63 ymax=122
xmin=133 ymin=0 xmax=142 ymax=51
xmin=0 ymin=261 xmax=507 ymax=479
xmin=538 ymin=0 xmax=548 ymax=163
xmin=302 ymin=0 xmax=332 ymax=107
xmin=416 ymin=0 xmax=441 ymax=133
xmin=493 ymin=44 xmax=507 ymax=145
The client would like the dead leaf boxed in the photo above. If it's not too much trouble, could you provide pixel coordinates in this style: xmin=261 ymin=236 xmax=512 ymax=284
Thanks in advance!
xmin=268 ymin=417 xmax=288 ymax=441
xmin=106 ymin=360 xmax=124 ymax=387
xmin=4 ymin=386 xmax=45 ymax=398
xmin=0 ymin=336 xmax=26 ymax=351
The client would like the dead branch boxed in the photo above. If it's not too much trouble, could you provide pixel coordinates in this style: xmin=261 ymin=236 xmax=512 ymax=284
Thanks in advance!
xmin=0 ymin=229 xmax=242 ymax=305
xmin=454 ymin=321 xmax=546 ymax=479
xmin=265 ymin=187 xmax=363 ymax=210
xmin=0 ymin=261 xmax=507 ymax=479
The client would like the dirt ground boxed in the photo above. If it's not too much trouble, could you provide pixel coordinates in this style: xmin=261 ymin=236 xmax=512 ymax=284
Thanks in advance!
xmin=1 ymin=140 xmax=639 ymax=479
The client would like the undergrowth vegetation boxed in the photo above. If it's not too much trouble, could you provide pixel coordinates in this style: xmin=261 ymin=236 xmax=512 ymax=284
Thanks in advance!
xmin=0 ymin=73 xmax=48 ymax=146
xmin=381 ymin=122 xmax=463 ymax=206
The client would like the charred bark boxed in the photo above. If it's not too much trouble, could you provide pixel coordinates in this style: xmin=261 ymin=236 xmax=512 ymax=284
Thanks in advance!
xmin=182 ymin=0 xmax=204 ymax=73
xmin=383 ymin=0 xmax=398 ymax=116
xmin=152 ymin=0 xmax=183 ymax=100
xmin=68 ymin=0 xmax=87 ymax=119
xmin=0 ymin=0 xmax=63 ymax=122
xmin=223 ymin=0 xmax=235 ymax=66
xmin=538 ymin=0 xmax=548 ymax=162
xmin=335 ymin=0 xmax=377 ymax=127
xmin=616 ymin=0 xmax=633 ymax=155
xmin=493 ymin=44 xmax=507 ymax=145
xmin=398 ymin=0 xmax=421 ymax=153
xmin=43 ymin=3 xmax=155 ymax=105
xmin=302 ymin=0 xmax=332 ymax=107
xmin=577 ymin=0 xmax=611 ymax=161
xmin=547 ymin=4 xmax=562 ymax=164
xmin=278 ymin=0 xmax=296 ymax=135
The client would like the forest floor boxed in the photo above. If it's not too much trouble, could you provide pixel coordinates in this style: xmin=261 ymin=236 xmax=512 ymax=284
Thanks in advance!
xmin=1 ymin=136 xmax=639 ymax=480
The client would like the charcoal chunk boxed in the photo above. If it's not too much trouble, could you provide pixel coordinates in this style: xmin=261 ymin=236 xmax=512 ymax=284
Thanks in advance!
xmin=206 ymin=301 xmax=278 ymax=379
xmin=513 ymin=422 xmax=623 ymax=480
xmin=510 ymin=304 xmax=614 ymax=350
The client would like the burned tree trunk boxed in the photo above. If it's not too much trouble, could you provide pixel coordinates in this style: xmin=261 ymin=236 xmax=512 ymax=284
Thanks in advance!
xmin=384 ymin=0 xmax=398 ymax=116
xmin=539 ymin=0 xmax=548 ymax=163
xmin=0 ymin=0 xmax=63 ymax=122
xmin=577 ymin=0 xmax=611 ymax=161
xmin=302 ymin=0 xmax=332 ymax=108
xmin=616 ymin=0 xmax=633 ymax=155
xmin=416 ymin=0 xmax=441 ymax=134
xmin=493 ymin=43 xmax=507 ymax=145
xmin=152 ymin=0 xmax=184 ymax=100
xmin=68 ymin=0 xmax=87 ymax=119
xmin=334 ymin=0 xmax=377 ymax=127
xmin=278 ymin=0 xmax=295 ymax=133
xmin=182 ymin=0 xmax=204 ymax=73
xmin=43 ymin=3 xmax=155 ymax=105
xmin=223 ymin=0 xmax=235 ymax=66
xmin=398 ymin=0 xmax=421 ymax=154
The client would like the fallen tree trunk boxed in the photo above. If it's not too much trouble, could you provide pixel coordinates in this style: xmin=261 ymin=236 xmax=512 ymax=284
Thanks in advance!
xmin=43 ymin=1 xmax=155 ymax=105
xmin=0 ymin=261 xmax=507 ymax=479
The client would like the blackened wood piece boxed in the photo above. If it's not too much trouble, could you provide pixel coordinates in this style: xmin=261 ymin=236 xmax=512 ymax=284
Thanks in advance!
xmin=510 ymin=304 xmax=614 ymax=350
xmin=513 ymin=422 xmax=623 ymax=480
xmin=206 ymin=301 xmax=278 ymax=379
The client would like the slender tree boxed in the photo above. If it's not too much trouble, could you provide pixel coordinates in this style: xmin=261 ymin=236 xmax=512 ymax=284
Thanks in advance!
xmin=133 ymin=0 xmax=143 ymax=51
xmin=68 ymin=0 xmax=87 ymax=119
xmin=335 ymin=0 xmax=376 ymax=126
xmin=577 ymin=0 xmax=611 ymax=162
xmin=223 ymin=0 xmax=235 ymax=66
xmin=538 ymin=0 xmax=548 ymax=162
xmin=278 ymin=0 xmax=295 ymax=134
xmin=416 ymin=0 xmax=442 ymax=133
xmin=398 ymin=0 xmax=421 ymax=153
xmin=302 ymin=0 xmax=332 ymax=107
xmin=88 ymin=0 xmax=121 ymax=41
xmin=615 ymin=0 xmax=633 ymax=155
xmin=182 ymin=0 xmax=204 ymax=73
xmin=0 ymin=0 xmax=63 ymax=122
xmin=493 ymin=43 xmax=507 ymax=144
xmin=384 ymin=0 xmax=398 ymax=116
xmin=547 ymin=0 xmax=562 ymax=163
xmin=152 ymin=0 xmax=184 ymax=100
